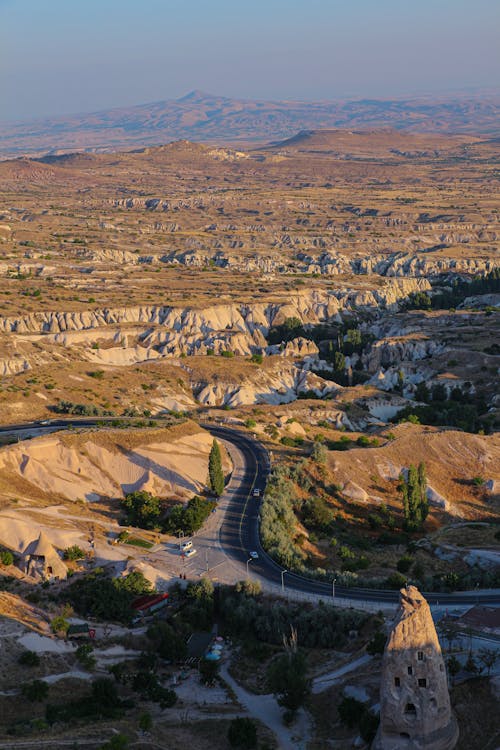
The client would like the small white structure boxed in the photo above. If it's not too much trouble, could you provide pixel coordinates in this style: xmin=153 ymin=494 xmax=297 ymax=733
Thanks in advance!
xmin=20 ymin=531 xmax=67 ymax=581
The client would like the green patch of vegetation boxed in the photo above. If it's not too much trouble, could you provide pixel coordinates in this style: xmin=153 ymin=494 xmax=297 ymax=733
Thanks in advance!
xmin=164 ymin=495 xmax=216 ymax=536
xmin=65 ymin=569 xmax=152 ymax=624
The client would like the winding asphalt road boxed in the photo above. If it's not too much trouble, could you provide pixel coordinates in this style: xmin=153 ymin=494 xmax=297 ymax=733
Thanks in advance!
xmin=1 ymin=418 xmax=499 ymax=607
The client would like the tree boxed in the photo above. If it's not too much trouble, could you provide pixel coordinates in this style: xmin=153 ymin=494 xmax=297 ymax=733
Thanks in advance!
xmin=139 ymin=711 xmax=153 ymax=732
xmin=99 ymin=735 xmax=129 ymax=750
xmin=464 ymin=651 xmax=478 ymax=674
xmin=18 ymin=650 xmax=40 ymax=667
xmin=399 ymin=462 xmax=428 ymax=531
xmin=199 ymin=657 xmax=219 ymax=685
xmin=267 ymin=650 xmax=310 ymax=715
xmin=311 ymin=441 xmax=327 ymax=465
xmin=446 ymin=655 xmax=461 ymax=685
xmin=366 ymin=631 xmax=386 ymax=656
xmin=0 ymin=550 xmax=14 ymax=566
xmin=76 ymin=643 xmax=96 ymax=670
xmin=228 ymin=717 xmax=257 ymax=749
xmin=22 ymin=679 xmax=49 ymax=702
xmin=478 ymin=648 xmax=498 ymax=676
xmin=122 ymin=490 xmax=161 ymax=529
xmin=209 ymin=439 xmax=225 ymax=496
xmin=147 ymin=621 xmax=187 ymax=662
xmin=50 ymin=616 xmax=70 ymax=635
xmin=63 ymin=545 xmax=85 ymax=561
xmin=338 ymin=695 xmax=365 ymax=728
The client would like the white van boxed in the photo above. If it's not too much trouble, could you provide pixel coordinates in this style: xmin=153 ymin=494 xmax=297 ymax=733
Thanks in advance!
xmin=185 ymin=548 xmax=197 ymax=558
xmin=180 ymin=540 xmax=193 ymax=552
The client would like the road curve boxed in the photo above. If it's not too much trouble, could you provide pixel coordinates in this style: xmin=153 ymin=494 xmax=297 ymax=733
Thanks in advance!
xmin=203 ymin=423 xmax=500 ymax=607
xmin=0 ymin=418 xmax=499 ymax=607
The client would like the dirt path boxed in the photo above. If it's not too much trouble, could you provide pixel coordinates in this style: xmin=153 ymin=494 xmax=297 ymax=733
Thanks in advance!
xmin=220 ymin=663 xmax=310 ymax=750
xmin=311 ymin=653 xmax=373 ymax=694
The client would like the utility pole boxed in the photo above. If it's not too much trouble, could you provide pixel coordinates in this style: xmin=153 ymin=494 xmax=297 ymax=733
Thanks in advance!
xmin=281 ymin=569 xmax=287 ymax=595
xmin=332 ymin=577 xmax=337 ymax=603
xmin=246 ymin=558 xmax=252 ymax=579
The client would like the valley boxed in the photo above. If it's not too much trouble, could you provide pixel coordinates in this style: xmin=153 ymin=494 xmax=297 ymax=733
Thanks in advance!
xmin=0 ymin=127 xmax=498 ymax=749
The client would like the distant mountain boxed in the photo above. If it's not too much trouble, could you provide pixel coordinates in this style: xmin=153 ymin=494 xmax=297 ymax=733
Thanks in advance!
xmin=0 ymin=90 xmax=499 ymax=158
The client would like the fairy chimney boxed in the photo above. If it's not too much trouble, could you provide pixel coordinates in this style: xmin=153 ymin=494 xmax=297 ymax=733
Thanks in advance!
xmin=373 ymin=585 xmax=458 ymax=750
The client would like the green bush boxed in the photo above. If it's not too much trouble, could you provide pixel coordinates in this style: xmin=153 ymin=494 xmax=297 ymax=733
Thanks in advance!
xmin=18 ymin=650 xmax=40 ymax=667
xmin=228 ymin=717 xmax=257 ymax=749
xmin=63 ymin=545 xmax=85 ymax=561
xmin=22 ymin=680 xmax=48 ymax=702
xmin=0 ymin=550 xmax=14 ymax=566
xmin=397 ymin=555 xmax=413 ymax=574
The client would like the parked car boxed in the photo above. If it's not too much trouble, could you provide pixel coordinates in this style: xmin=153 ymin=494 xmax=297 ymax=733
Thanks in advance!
xmin=252 ymin=488 xmax=260 ymax=497
xmin=180 ymin=540 xmax=192 ymax=551
xmin=249 ymin=550 xmax=259 ymax=559
xmin=185 ymin=548 xmax=197 ymax=558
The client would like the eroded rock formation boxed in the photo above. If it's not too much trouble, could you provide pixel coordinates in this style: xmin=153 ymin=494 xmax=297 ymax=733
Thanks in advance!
xmin=373 ymin=585 xmax=458 ymax=750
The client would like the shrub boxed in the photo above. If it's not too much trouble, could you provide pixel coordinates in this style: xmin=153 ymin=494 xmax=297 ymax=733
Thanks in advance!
xmin=0 ymin=550 xmax=14 ymax=566
xmin=397 ymin=556 xmax=413 ymax=574
xmin=386 ymin=572 xmax=407 ymax=589
xmin=22 ymin=679 xmax=48 ymax=702
xmin=63 ymin=545 xmax=85 ymax=561
xmin=366 ymin=630 xmax=387 ymax=655
xmin=220 ymin=350 xmax=234 ymax=358
xmin=18 ymin=650 xmax=40 ymax=667
xmin=50 ymin=616 xmax=69 ymax=635
xmin=228 ymin=717 xmax=257 ymax=749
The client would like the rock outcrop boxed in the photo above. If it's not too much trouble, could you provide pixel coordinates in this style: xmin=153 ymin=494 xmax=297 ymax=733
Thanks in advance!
xmin=374 ymin=585 xmax=458 ymax=750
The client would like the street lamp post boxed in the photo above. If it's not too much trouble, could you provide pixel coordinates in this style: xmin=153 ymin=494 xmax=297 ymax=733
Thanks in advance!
xmin=332 ymin=577 xmax=337 ymax=603
xmin=246 ymin=558 xmax=252 ymax=579
xmin=281 ymin=569 xmax=287 ymax=595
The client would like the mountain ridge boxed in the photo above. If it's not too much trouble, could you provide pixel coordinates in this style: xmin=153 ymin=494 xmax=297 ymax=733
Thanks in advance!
xmin=1 ymin=90 xmax=499 ymax=158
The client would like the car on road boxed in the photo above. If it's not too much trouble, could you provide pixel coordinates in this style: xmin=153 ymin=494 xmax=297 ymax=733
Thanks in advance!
xmin=184 ymin=548 xmax=197 ymax=558
xmin=180 ymin=540 xmax=193 ymax=551
xmin=252 ymin=488 xmax=260 ymax=497
xmin=249 ymin=550 xmax=259 ymax=559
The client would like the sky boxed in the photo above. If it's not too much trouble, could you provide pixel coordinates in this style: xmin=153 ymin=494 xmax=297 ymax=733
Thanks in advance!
xmin=1 ymin=0 xmax=499 ymax=121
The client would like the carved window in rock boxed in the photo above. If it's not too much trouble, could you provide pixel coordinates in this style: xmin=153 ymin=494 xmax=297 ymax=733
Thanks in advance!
xmin=394 ymin=677 xmax=400 ymax=687
xmin=404 ymin=703 xmax=417 ymax=716
xmin=400 ymin=733 xmax=410 ymax=739
xmin=407 ymin=666 xmax=413 ymax=675
xmin=418 ymin=678 xmax=427 ymax=688
xmin=417 ymin=651 xmax=424 ymax=661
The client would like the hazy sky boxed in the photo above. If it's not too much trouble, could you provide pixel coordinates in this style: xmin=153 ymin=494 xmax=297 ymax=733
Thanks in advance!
xmin=1 ymin=0 xmax=499 ymax=121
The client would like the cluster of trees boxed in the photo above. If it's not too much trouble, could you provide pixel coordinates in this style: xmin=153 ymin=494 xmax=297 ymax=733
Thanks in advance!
xmin=163 ymin=495 xmax=216 ymax=536
xmin=399 ymin=463 xmax=429 ymax=532
xmin=399 ymin=382 xmax=493 ymax=434
xmin=64 ymin=569 xmax=153 ymax=624
xmin=338 ymin=694 xmax=379 ymax=743
xmin=404 ymin=269 xmax=500 ymax=310
xmin=122 ymin=491 xmax=162 ymax=529
xmin=51 ymin=400 xmax=115 ymax=416
xmin=259 ymin=465 xmax=306 ymax=571
xmin=46 ymin=677 xmax=129 ymax=723
xmin=120 ymin=491 xmax=216 ymax=535
xmin=219 ymin=586 xmax=367 ymax=649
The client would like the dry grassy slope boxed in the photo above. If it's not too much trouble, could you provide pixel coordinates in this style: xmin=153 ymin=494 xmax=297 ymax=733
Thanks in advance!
xmin=0 ymin=591 xmax=50 ymax=635
xmin=329 ymin=423 xmax=500 ymax=519
xmin=0 ymin=421 xmax=229 ymax=506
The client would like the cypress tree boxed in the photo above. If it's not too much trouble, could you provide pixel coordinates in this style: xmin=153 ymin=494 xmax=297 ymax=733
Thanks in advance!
xmin=400 ymin=462 xmax=428 ymax=531
xmin=209 ymin=439 xmax=225 ymax=497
